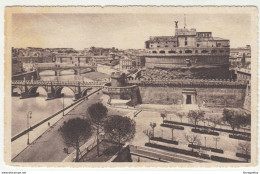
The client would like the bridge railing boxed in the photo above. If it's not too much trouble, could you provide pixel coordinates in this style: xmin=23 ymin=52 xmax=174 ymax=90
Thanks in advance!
xmin=11 ymin=80 xmax=108 ymax=86
xmin=35 ymin=63 xmax=97 ymax=69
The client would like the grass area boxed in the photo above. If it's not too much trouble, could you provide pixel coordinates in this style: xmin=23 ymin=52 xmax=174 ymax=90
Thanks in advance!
xmin=79 ymin=140 xmax=122 ymax=162
xmin=82 ymin=71 xmax=110 ymax=81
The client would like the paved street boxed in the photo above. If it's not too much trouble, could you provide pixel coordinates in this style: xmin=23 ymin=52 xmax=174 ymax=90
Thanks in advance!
xmin=12 ymin=91 xmax=103 ymax=162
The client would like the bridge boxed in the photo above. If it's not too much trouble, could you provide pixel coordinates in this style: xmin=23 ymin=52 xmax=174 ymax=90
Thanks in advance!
xmin=12 ymin=80 xmax=107 ymax=100
xmin=35 ymin=64 xmax=97 ymax=76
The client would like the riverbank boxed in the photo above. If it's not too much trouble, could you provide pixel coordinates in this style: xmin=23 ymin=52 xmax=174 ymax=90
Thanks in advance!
xmin=12 ymin=90 xmax=128 ymax=162
xmin=81 ymin=71 xmax=110 ymax=81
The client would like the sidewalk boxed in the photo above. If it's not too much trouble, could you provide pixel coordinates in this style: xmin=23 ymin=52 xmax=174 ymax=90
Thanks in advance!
xmin=12 ymin=91 xmax=102 ymax=162
xmin=62 ymin=136 xmax=97 ymax=162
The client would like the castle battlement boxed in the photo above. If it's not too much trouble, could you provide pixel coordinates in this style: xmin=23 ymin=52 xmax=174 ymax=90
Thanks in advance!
xmin=126 ymin=78 xmax=247 ymax=88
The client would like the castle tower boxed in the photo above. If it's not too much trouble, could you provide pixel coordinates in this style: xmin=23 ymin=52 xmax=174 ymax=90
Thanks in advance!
xmin=110 ymin=72 xmax=126 ymax=87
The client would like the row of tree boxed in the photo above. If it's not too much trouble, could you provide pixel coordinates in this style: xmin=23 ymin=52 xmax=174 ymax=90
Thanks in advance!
xmin=144 ymin=124 xmax=251 ymax=162
xmin=59 ymin=103 xmax=136 ymax=162
xmin=161 ymin=108 xmax=250 ymax=136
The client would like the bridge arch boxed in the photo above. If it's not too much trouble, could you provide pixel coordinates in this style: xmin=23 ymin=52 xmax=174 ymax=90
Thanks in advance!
xmin=81 ymin=88 xmax=92 ymax=97
xmin=55 ymin=86 xmax=75 ymax=97
xmin=12 ymin=86 xmax=22 ymax=95
xmin=38 ymin=69 xmax=57 ymax=76
xmin=59 ymin=68 xmax=78 ymax=75
xmin=28 ymin=86 xmax=48 ymax=96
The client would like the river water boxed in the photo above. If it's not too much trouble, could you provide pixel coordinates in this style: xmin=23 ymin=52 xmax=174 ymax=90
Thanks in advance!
xmin=11 ymin=70 xmax=94 ymax=137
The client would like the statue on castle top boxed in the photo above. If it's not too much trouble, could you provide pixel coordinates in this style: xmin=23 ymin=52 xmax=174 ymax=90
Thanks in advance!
xmin=175 ymin=21 xmax=178 ymax=28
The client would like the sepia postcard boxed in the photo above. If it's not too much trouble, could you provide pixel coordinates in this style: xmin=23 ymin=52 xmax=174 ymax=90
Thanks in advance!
xmin=4 ymin=6 xmax=258 ymax=168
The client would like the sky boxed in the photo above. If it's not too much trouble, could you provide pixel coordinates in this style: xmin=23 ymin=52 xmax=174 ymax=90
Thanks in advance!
xmin=11 ymin=13 xmax=251 ymax=50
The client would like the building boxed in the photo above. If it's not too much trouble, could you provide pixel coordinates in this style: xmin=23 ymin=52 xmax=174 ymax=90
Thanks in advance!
xmin=235 ymin=67 xmax=251 ymax=82
xmin=12 ymin=47 xmax=55 ymax=63
xmin=144 ymin=21 xmax=230 ymax=69
xmin=119 ymin=58 xmax=133 ymax=71
xmin=229 ymin=45 xmax=251 ymax=66
xmin=55 ymin=53 xmax=93 ymax=65
xmin=12 ymin=57 xmax=23 ymax=75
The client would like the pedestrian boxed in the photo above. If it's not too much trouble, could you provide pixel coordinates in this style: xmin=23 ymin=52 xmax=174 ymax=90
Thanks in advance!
xmin=48 ymin=122 xmax=50 ymax=127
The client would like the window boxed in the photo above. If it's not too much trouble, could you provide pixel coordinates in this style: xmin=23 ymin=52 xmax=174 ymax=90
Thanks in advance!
xmin=211 ymin=50 xmax=217 ymax=54
xmin=197 ymin=44 xmax=200 ymax=47
xmin=157 ymin=45 xmax=160 ymax=48
xmin=220 ymin=50 xmax=224 ymax=53
xmin=195 ymin=50 xmax=198 ymax=53
xmin=202 ymin=50 xmax=208 ymax=53
xmin=152 ymin=51 xmax=157 ymax=54
xmin=185 ymin=41 xmax=188 ymax=46
xmin=179 ymin=50 xmax=182 ymax=54
xmin=159 ymin=50 xmax=165 ymax=54
xmin=151 ymin=45 xmax=153 ymax=47
xmin=168 ymin=50 xmax=176 ymax=54
xmin=186 ymin=95 xmax=192 ymax=104
xmin=185 ymin=50 xmax=192 ymax=54
xmin=165 ymin=45 xmax=168 ymax=47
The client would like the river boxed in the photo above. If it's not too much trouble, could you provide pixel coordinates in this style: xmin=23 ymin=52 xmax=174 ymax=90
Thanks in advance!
xmin=11 ymin=70 xmax=96 ymax=137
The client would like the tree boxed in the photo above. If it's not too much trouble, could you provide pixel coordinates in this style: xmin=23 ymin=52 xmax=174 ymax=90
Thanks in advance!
xmin=222 ymin=108 xmax=250 ymax=135
xmin=237 ymin=142 xmax=251 ymax=162
xmin=177 ymin=112 xmax=185 ymax=123
xmin=187 ymin=110 xmax=205 ymax=130
xmin=150 ymin=122 xmax=157 ymax=137
xmin=59 ymin=118 xmax=92 ymax=162
xmin=185 ymin=134 xmax=201 ymax=152
xmin=143 ymin=129 xmax=153 ymax=143
xmin=240 ymin=112 xmax=251 ymax=135
xmin=104 ymin=115 xmax=136 ymax=148
xmin=160 ymin=112 xmax=166 ymax=122
xmin=209 ymin=117 xmax=222 ymax=132
xmin=87 ymin=102 xmax=108 ymax=156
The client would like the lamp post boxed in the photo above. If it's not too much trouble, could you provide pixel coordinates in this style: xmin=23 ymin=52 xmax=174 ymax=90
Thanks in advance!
xmin=213 ymin=137 xmax=220 ymax=149
xmin=161 ymin=129 xmax=163 ymax=138
xmin=63 ymin=94 xmax=65 ymax=116
xmin=27 ymin=111 xmax=32 ymax=145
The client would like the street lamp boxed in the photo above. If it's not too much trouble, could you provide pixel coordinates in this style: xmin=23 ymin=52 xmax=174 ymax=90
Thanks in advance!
xmin=213 ymin=137 xmax=220 ymax=149
xmin=27 ymin=111 xmax=32 ymax=145
xmin=161 ymin=129 xmax=163 ymax=138
xmin=63 ymin=93 xmax=65 ymax=116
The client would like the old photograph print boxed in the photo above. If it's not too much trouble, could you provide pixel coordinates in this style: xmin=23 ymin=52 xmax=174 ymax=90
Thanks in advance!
xmin=5 ymin=7 xmax=257 ymax=167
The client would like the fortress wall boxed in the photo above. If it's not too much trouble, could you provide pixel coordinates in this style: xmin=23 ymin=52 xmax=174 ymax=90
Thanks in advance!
xmin=139 ymin=86 xmax=246 ymax=108
xmin=139 ymin=86 xmax=183 ymax=105
xmin=196 ymin=87 xmax=246 ymax=107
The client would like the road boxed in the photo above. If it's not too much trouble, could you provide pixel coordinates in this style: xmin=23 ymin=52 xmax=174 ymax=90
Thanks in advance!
xmin=12 ymin=90 xmax=103 ymax=162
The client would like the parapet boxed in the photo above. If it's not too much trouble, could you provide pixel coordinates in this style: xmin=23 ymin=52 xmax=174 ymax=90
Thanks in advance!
xmin=125 ymin=78 xmax=248 ymax=88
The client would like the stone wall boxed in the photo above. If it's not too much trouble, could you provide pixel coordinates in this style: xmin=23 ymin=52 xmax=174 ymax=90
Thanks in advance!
xmin=109 ymin=145 xmax=132 ymax=162
xmin=141 ymin=66 xmax=234 ymax=80
xmin=102 ymin=85 xmax=142 ymax=106
xmin=139 ymin=86 xmax=246 ymax=108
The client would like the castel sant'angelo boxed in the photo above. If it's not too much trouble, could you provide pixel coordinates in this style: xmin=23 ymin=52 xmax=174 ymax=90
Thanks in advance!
xmin=142 ymin=19 xmax=232 ymax=79
xmin=103 ymin=18 xmax=250 ymax=110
